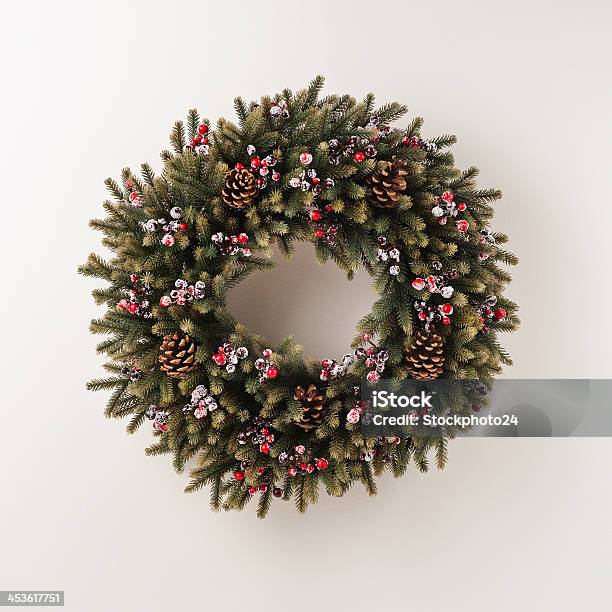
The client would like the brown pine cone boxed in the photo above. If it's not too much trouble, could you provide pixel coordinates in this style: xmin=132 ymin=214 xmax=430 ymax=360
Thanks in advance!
xmin=367 ymin=160 xmax=408 ymax=208
xmin=222 ymin=167 xmax=258 ymax=209
xmin=405 ymin=331 xmax=445 ymax=380
xmin=294 ymin=384 xmax=325 ymax=431
xmin=159 ymin=331 xmax=198 ymax=378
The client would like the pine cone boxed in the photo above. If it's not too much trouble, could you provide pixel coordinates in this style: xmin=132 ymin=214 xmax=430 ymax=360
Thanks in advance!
xmin=367 ymin=161 xmax=408 ymax=208
xmin=294 ymin=384 xmax=325 ymax=431
xmin=405 ymin=331 xmax=445 ymax=380
xmin=159 ymin=331 xmax=198 ymax=378
xmin=222 ymin=167 xmax=258 ymax=209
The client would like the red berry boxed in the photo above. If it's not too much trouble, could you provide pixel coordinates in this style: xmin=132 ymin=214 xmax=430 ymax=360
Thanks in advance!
xmin=316 ymin=458 xmax=329 ymax=470
xmin=201 ymin=137 xmax=209 ymax=145
xmin=248 ymin=486 xmax=257 ymax=495
xmin=256 ymin=467 xmax=265 ymax=476
xmin=309 ymin=210 xmax=322 ymax=221
xmin=441 ymin=303 xmax=453 ymax=315
xmin=212 ymin=353 xmax=227 ymax=366
xmin=250 ymin=156 xmax=261 ymax=168
xmin=442 ymin=316 xmax=451 ymax=325
xmin=412 ymin=278 xmax=426 ymax=291
xmin=456 ymin=220 xmax=469 ymax=233
xmin=418 ymin=312 xmax=427 ymax=321
xmin=266 ymin=366 xmax=279 ymax=379
xmin=299 ymin=462 xmax=308 ymax=470
xmin=128 ymin=192 xmax=138 ymax=202
xmin=237 ymin=233 xmax=249 ymax=244
xmin=234 ymin=470 xmax=245 ymax=481
xmin=494 ymin=308 xmax=507 ymax=320
xmin=259 ymin=483 xmax=267 ymax=492
xmin=314 ymin=228 xmax=325 ymax=239
xmin=191 ymin=136 xmax=201 ymax=146
xmin=128 ymin=303 xmax=139 ymax=314
xmin=178 ymin=222 xmax=187 ymax=232
xmin=260 ymin=442 xmax=271 ymax=455
xmin=234 ymin=162 xmax=244 ymax=170
xmin=312 ymin=177 xmax=320 ymax=185
xmin=306 ymin=464 xmax=315 ymax=473
xmin=260 ymin=427 xmax=269 ymax=436
xmin=157 ymin=423 xmax=168 ymax=432
xmin=325 ymin=205 xmax=333 ymax=212
xmin=288 ymin=466 xmax=298 ymax=477
xmin=457 ymin=203 xmax=467 ymax=211
xmin=353 ymin=151 xmax=366 ymax=162
xmin=198 ymin=123 xmax=208 ymax=135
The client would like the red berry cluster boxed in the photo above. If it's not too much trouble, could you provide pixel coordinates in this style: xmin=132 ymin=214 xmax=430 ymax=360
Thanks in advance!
xmin=401 ymin=135 xmax=437 ymax=153
xmin=159 ymin=278 xmax=205 ymax=308
xmin=278 ymin=445 xmax=329 ymax=477
xmin=117 ymin=274 xmax=152 ymax=318
xmin=235 ymin=145 xmax=280 ymax=189
xmin=145 ymin=405 xmax=169 ymax=432
xmin=141 ymin=206 xmax=187 ymax=248
xmin=211 ymin=231 xmax=252 ymax=257
xmin=478 ymin=227 xmax=497 ymax=262
xmin=431 ymin=190 xmax=469 ymax=233
xmin=121 ymin=359 xmax=143 ymax=382
xmin=328 ymin=135 xmax=378 ymax=165
xmin=320 ymin=353 xmax=354 ymax=381
xmin=123 ymin=179 xmax=142 ymax=207
xmin=211 ymin=343 xmax=249 ymax=374
xmin=354 ymin=333 xmax=389 ymax=383
xmin=187 ymin=123 xmax=210 ymax=156
xmin=414 ymin=299 xmax=455 ymax=330
xmin=233 ymin=460 xmax=285 ymax=498
xmin=236 ymin=418 xmax=275 ymax=456
xmin=475 ymin=297 xmax=507 ymax=334
xmin=254 ymin=348 xmax=279 ymax=383
xmin=289 ymin=156 xmax=335 ymax=196
xmin=308 ymin=206 xmax=339 ymax=244
xmin=346 ymin=399 xmax=369 ymax=424
xmin=411 ymin=264 xmax=459 ymax=299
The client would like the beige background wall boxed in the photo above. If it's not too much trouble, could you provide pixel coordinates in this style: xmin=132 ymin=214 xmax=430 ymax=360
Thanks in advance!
xmin=1 ymin=1 xmax=611 ymax=610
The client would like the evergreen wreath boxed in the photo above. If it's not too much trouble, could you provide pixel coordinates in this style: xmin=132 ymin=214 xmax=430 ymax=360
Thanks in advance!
xmin=80 ymin=77 xmax=519 ymax=517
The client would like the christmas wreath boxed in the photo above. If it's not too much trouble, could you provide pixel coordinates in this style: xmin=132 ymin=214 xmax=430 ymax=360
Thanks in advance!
xmin=80 ymin=77 xmax=518 ymax=517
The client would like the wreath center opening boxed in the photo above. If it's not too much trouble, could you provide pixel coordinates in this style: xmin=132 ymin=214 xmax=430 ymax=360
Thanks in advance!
xmin=226 ymin=241 xmax=376 ymax=359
